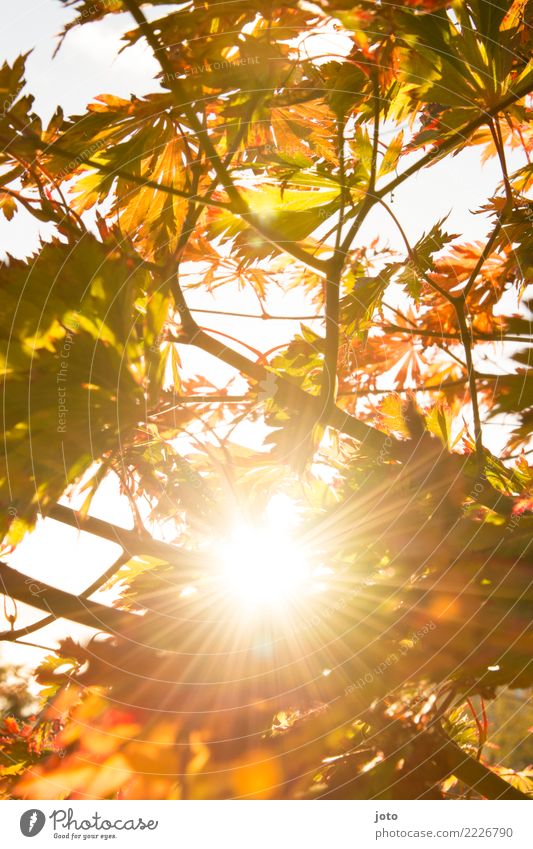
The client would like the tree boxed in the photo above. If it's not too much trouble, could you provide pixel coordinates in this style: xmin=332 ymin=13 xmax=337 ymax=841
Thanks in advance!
xmin=0 ymin=0 xmax=532 ymax=800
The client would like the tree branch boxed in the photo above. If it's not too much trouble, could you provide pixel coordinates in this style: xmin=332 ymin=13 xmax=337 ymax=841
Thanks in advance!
xmin=490 ymin=116 xmax=513 ymax=209
xmin=341 ymin=78 xmax=533 ymax=256
xmin=0 ymin=551 xmax=130 ymax=643
xmin=188 ymin=307 xmax=322 ymax=321
xmin=377 ymin=198 xmax=457 ymax=305
xmin=47 ymin=504 xmax=200 ymax=570
xmin=434 ymin=730 xmax=529 ymax=801
xmin=320 ymin=118 xmax=347 ymax=413
xmin=122 ymin=0 xmax=244 ymax=210
xmin=378 ymin=78 xmax=533 ymax=201
xmin=379 ymin=323 xmax=531 ymax=345
xmin=122 ymin=0 xmax=327 ymax=276
xmin=455 ymin=304 xmax=484 ymax=471
xmin=462 ymin=221 xmax=503 ymax=300
xmin=172 ymin=327 xmax=390 ymax=451
xmin=3 ymin=128 xmax=327 ymax=276
xmin=0 ymin=562 xmax=134 ymax=637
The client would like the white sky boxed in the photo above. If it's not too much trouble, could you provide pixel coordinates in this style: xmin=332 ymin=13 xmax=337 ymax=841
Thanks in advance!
xmin=0 ymin=1 xmax=529 ymax=667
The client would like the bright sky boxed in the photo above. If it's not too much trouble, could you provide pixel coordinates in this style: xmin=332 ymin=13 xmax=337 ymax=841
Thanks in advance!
xmin=0 ymin=1 xmax=529 ymax=668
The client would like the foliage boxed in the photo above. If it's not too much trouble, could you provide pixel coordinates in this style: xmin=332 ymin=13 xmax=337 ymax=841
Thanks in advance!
xmin=0 ymin=0 xmax=532 ymax=800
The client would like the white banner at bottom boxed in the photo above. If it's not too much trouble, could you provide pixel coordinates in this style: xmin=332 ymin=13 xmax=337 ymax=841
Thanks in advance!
xmin=1 ymin=800 xmax=531 ymax=848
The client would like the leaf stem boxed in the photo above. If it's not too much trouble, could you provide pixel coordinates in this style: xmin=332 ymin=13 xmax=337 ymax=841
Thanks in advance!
xmin=455 ymin=302 xmax=484 ymax=472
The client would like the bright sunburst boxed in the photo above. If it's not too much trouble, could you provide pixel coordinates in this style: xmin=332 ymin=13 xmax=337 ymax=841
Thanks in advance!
xmin=217 ymin=495 xmax=311 ymax=611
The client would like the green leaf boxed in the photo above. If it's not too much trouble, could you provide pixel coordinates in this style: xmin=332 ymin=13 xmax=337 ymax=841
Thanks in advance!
xmin=425 ymin=401 xmax=454 ymax=449
xmin=398 ymin=218 xmax=458 ymax=299
xmin=0 ymin=192 xmax=17 ymax=220
xmin=0 ymin=235 xmax=159 ymax=543
xmin=378 ymin=131 xmax=404 ymax=178
xmin=350 ymin=126 xmax=374 ymax=176
xmin=340 ymin=274 xmax=387 ymax=339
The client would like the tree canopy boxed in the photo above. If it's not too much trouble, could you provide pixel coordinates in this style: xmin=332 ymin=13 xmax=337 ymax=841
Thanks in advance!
xmin=0 ymin=0 xmax=532 ymax=800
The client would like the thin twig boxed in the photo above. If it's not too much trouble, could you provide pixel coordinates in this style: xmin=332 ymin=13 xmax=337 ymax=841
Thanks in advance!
xmin=455 ymin=302 xmax=484 ymax=471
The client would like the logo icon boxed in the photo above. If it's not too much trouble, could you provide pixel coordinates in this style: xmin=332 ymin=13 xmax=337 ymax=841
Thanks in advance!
xmin=20 ymin=809 xmax=46 ymax=837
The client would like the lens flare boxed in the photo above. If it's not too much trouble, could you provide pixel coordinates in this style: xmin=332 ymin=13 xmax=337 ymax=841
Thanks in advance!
xmin=218 ymin=497 xmax=310 ymax=611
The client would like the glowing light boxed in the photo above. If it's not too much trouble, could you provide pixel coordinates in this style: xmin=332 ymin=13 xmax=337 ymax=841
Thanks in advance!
xmin=217 ymin=498 xmax=310 ymax=611
xmin=264 ymin=493 xmax=296 ymax=526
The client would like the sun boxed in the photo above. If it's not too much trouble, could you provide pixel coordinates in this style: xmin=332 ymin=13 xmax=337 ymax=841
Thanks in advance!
xmin=219 ymin=527 xmax=309 ymax=609
xmin=217 ymin=495 xmax=311 ymax=612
